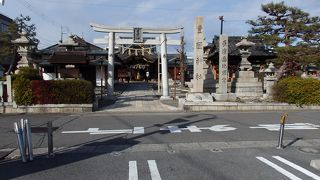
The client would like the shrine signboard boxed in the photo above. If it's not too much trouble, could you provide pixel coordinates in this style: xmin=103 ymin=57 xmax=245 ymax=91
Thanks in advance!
xmin=218 ymin=35 xmax=228 ymax=94
xmin=133 ymin=28 xmax=143 ymax=43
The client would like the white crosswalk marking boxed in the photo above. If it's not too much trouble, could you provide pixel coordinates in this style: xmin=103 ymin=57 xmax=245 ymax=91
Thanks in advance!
xmin=257 ymin=156 xmax=320 ymax=180
xmin=129 ymin=161 xmax=138 ymax=180
xmin=148 ymin=160 xmax=162 ymax=180
xmin=273 ymin=156 xmax=320 ymax=180
xmin=256 ymin=157 xmax=302 ymax=180
xmin=128 ymin=160 xmax=161 ymax=180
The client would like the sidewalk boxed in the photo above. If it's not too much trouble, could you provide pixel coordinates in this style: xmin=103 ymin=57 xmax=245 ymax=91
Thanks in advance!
xmin=98 ymin=82 xmax=180 ymax=113
xmin=97 ymin=82 xmax=320 ymax=113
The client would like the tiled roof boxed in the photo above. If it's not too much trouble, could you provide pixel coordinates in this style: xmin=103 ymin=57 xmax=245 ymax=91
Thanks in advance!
xmin=209 ymin=36 xmax=276 ymax=58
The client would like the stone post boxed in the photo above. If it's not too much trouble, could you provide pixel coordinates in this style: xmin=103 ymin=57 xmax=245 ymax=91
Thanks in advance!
xmin=6 ymin=75 xmax=12 ymax=103
xmin=191 ymin=16 xmax=204 ymax=93
xmin=212 ymin=35 xmax=236 ymax=101
xmin=107 ymin=32 xmax=115 ymax=97
xmin=218 ymin=35 xmax=228 ymax=94
xmin=160 ymin=33 xmax=171 ymax=100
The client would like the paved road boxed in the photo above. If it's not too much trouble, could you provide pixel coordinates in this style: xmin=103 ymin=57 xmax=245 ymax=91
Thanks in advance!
xmin=1 ymin=111 xmax=320 ymax=179
xmin=1 ymin=111 xmax=320 ymax=148
xmin=1 ymin=147 xmax=319 ymax=180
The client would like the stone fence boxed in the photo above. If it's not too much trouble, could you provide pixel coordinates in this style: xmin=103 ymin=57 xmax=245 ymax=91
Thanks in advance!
xmin=3 ymin=104 xmax=93 ymax=113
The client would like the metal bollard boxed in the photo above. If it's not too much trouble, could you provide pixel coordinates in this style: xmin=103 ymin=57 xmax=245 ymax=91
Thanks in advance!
xmin=14 ymin=122 xmax=27 ymax=163
xmin=277 ymin=113 xmax=288 ymax=149
xmin=47 ymin=121 xmax=54 ymax=157
xmin=25 ymin=119 xmax=33 ymax=161
xmin=20 ymin=119 xmax=27 ymax=156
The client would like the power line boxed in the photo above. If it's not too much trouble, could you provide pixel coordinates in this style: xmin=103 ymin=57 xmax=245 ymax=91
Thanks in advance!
xmin=14 ymin=0 xmax=68 ymax=31
xmin=27 ymin=0 xmax=257 ymax=14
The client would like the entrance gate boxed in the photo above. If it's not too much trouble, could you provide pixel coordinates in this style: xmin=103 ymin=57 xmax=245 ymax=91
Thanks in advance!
xmin=90 ymin=23 xmax=182 ymax=100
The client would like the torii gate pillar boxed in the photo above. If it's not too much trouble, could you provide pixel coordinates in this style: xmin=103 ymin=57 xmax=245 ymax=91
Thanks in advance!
xmin=160 ymin=33 xmax=170 ymax=100
xmin=107 ymin=32 xmax=115 ymax=97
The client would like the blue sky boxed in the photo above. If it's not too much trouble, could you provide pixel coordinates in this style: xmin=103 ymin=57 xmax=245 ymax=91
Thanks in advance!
xmin=1 ymin=0 xmax=320 ymax=53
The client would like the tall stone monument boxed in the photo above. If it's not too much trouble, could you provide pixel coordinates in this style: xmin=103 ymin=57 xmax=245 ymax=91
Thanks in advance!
xmin=186 ymin=16 xmax=214 ymax=102
xmin=191 ymin=16 xmax=204 ymax=93
xmin=212 ymin=35 xmax=236 ymax=101
xmin=232 ymin=37 xmax=263 ymax=98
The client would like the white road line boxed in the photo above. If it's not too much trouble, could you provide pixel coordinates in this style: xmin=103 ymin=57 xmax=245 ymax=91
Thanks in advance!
xmin=256 ymin=157 xmax=302 ymax=180
xmin=90 ymin=129 xmax=133 ymax=134
xmin=273 ymin=156 xmax=320 ymax=180
xmin=148 ymin=160 xmax=162 ymax=180
xmin=61 ymin=128 xmax=99 ymax=134
xmin=133 ymin=127 xmax=145 ymax=134
xmin=129 ymin=161 xmax=138 ymax=180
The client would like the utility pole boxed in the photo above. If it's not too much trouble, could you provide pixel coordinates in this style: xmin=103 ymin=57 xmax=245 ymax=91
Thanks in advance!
xmin=219 ymin=16 xmax=224 ymax=35
xmin=60 ymin=26 xmax=67 ymax=43
xmin=179 ymin=30 xmax=186 ymax=87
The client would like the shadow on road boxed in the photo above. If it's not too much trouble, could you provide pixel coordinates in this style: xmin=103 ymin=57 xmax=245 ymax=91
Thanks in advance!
xmin=0 ymin=113 xmax=217 ymax=179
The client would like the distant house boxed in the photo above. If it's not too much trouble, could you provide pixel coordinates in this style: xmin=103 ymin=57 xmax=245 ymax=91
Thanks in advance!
xmin=35 ymin=35 xmax=108 ymax=87
xmin=0 ymin=13 xmax=14 ymax=74
xmin=0 ymin=13 xmax=12 ymax=33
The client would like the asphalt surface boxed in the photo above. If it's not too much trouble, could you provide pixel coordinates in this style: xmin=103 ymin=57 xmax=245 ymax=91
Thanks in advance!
xmin=1 ymin=111 xmax=320 ymax=148
xmin=1 ymin=147 xmax=319 ymax=180
xmin=0 ymin=111 xmax=319 ymax=179
xmin=1 ymin=82 xmax=320 ymax=179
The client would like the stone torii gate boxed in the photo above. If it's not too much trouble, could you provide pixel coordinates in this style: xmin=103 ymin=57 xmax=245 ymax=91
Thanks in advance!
xmin=90 ymin=23 xmax=182 ymax=100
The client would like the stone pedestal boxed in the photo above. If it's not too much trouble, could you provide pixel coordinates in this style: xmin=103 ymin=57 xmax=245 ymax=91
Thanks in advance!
xmin=212 ymin=93 xmax=236 ymax=101
xmin=232 ymin=71 xmax=263 ymax=98
xmin=186 ymin=93 xmax=213 ymax=102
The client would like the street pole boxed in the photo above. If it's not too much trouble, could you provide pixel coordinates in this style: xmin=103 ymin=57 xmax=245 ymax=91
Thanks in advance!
xmin=179 ymin=30 xmax=185 ymax=87
xmin=174 ymin=59 xmax=176 ymax=100
xmin=47 ymin=121 xmax=54 ymax=157
xmin=100 ymin=61 xmax=103 ymax=101
xmin=158 ymin=52 xmax=161 ymax=94
xmin=219 ymin=16 xmax=224 ymax=35
xmin=277 ymin=113 xmax=288 ymax=149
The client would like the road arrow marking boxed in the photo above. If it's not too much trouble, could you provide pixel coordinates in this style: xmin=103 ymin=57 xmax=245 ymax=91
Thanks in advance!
xmin=201 ymin=125 xmax=237 ymax=132
xmin=160 ymin=125 xmax=237 ymax=133
xmin=250 ymin=123 xmax=320 ymax=131
xmin=61 ymin=127 xmax=145 ymax=135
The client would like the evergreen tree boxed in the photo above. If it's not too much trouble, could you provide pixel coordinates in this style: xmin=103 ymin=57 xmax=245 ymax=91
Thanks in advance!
xmin=14 ymin=14 xmax=39 ymax=44
xmin=247 ymin=1 xmax=320 ymax=47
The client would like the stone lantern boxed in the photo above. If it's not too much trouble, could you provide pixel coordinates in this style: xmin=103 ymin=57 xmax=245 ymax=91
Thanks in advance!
xmin=232 ymin=37 xmax=263 ymax=99
xmin=263 ymin=62 xmax=277 ymax=98
xmin=235 ymin=37 xmax=255 ymax=71
xmin=264 ymin=62 xmax=276 ymax=77
xmin=11 ymin=31 xmax=35 ymax=73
